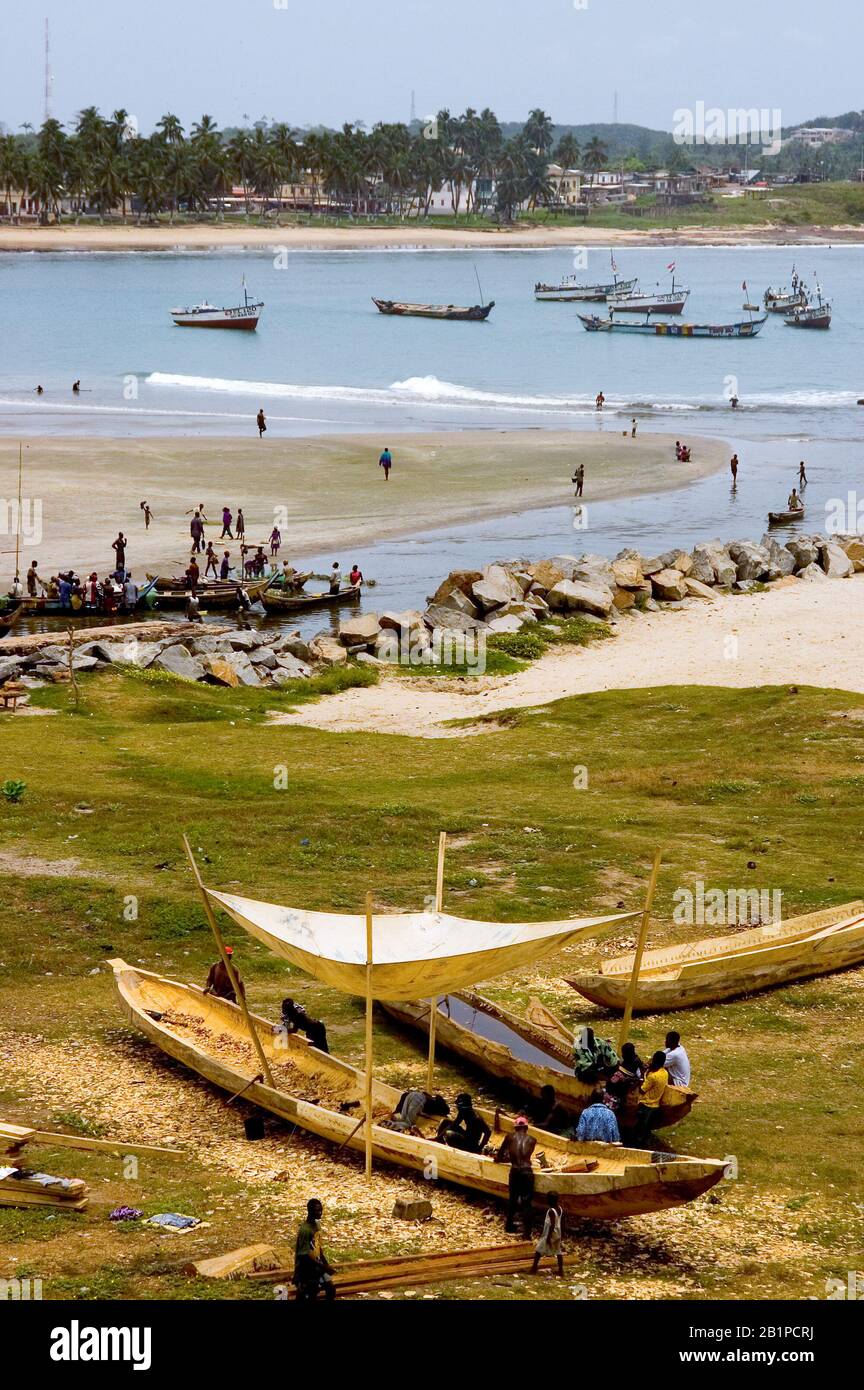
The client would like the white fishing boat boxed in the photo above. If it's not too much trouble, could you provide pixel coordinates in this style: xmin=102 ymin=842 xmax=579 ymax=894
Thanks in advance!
xmin=170 ymin=279 xmax=263 ymax=330
xmin=608 ymin=266 xmax=688 ymax=315
xmin=534 ymin=275 xmax=637 ymax=302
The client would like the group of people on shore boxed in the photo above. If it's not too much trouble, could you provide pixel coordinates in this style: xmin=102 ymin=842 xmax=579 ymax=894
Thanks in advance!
xmin=17 ymin=548 xmax=140 ymax=613
xmin=675 ymin=440 xmax=692 ymax=462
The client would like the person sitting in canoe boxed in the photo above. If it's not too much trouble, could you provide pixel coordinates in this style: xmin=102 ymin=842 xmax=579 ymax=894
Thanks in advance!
xmin=385 ymin=1088 xmax=450 ymax=1135
xmin=606 ymin=1042 xmax=645 ymax=1110
xmin=527 ymin=1084 xmax=567 ymax=1133
xmin=573 ymin=1026 xmax=618 ymax=1084
xmin=787 ymin=487 xmax=803 ymax=512
xmin=632 ymin=1050 xmax=670 ymax=1145
xmin=436 ymin=1093 xmax=492 ymax=1153
xmin=662 ymin=1030 xmax=691 ymax=1087
xmin=279 ymin=998 xmax=329 ymax=1054
xmin=203 ymin=945 xmax=244 ymax=1004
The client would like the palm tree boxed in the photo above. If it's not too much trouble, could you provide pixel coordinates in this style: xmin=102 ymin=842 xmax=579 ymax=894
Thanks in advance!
xmin=524 ymin=108 xmax=554 ymax=157
xmin=156 ymin=112 xmax=184 ymax=147
xmin=583 ymin=136 xmax=608 ymax=185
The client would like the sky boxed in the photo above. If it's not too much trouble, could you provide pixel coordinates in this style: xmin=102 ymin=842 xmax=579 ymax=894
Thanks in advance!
xmin=1 ymin=0 xmax=861 ymax=136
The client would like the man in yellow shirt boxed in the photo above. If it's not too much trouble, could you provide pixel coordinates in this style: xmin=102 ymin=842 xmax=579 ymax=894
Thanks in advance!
xmin=633 ymin=1050 xmax=669 ymax=1146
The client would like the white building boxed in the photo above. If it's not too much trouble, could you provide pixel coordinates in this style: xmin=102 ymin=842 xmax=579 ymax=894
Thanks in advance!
xmin=787 ymin=126 xmax=856 ymax=148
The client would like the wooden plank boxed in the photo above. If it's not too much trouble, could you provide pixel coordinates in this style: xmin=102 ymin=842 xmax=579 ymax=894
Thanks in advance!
xmin=184 ymin=1244 xmax=281 ymax=1279
xmin=249 ymin=1241 xmax=535 ymax=1283
xmin=0 ymin=1189 xmax=88 ymax=1211
xmin=4 ymin=1126 xmax=185 ymax=1159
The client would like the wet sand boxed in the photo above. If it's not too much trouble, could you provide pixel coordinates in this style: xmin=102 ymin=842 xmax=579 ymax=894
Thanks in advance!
xmin=0 ymin=430 xmax=726 ymax=581
xmin=1 ymin=224 xmax=862 ymax=254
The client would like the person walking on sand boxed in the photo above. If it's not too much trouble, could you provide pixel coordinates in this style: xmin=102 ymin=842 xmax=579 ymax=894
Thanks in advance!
xmin=799 ymin=460 xmax=808 ymax=488
xmin=379 ymin=446 xmax=392 ymax=481
xmin=236 ymin=507 xmax=245 ymax=539
xmin=730 ymin=453 xmax=739 ymax=485
xmin=269 ymin=525 xmax=281 ymax=558
xmin=631 ymin=417 xmax=637 ymax=438
xmin=204 ymin=541 xmax=219 ymax=579
xmin=190 ymin=510 xmax=204 ymax=553
xmin=256 ymin=408 xmax=267 ymax=437
xmin=221 ymin=505 xmax=234 ymax=539
xmin=140 ymin=500 xmax=153 ymax=529
xmin=571 ymin=463 xmax=584 ymax=497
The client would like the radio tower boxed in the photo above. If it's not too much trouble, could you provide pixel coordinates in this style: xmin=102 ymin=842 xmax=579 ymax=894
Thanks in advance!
xmin=44 ymin=18 xmax=53 ymax=122
xmin=410 ymin=89 xmax=417 ymax=126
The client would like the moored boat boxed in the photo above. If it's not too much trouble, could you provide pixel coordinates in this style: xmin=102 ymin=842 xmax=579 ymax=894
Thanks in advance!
xmin=608 ymin=269 xmax=689 ymax=315
xmin=171 ymin=279 xmax=263 ymax=330
xmin=150 ymin=577 xmax=271 ymax=610
xmin=534 ymin=276 xmax=637 ymax=303
xmin=12 ymin=575 xmax=159 ymax=619
xmin=767 ymin=507 xmax=805 ymax=526
xmin=567 ymin=901 xmax=864 ymax=1013
xmin=784 ymin=301 xmax=831 ymax=329
xmin=372 ymin=298 xmax=494 ymax=321
xmin=579 ymin=314 xmax=767 ymax=338
xmin=110 ymin=959 xmax=726 ymax=1219
xmin=381 ymin=992 xmax=696 ymax=1131
xmin=260 ymin=584 xmax=361 ymax=614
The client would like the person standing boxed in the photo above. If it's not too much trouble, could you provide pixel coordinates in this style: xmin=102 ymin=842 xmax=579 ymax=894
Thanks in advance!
xmin=799 ymin=460 xmax=808 ymax=487
xmin=190 ymin=510 xmax=204 ymax=553
xmin=269 ymin=525 xmax=281 ymax=558
xmin=531 ymin=1192 xmax=565 ymax=1278
xmin=631 ymin=417 xmax=637 ymax=438
xmin=140 ymin=501 xmax=153 ymax=529
xmin=329 ymin=561 xmax=342 ymax=593
xmin=236 ymin=507 xmax=245 ymax=539
xmin=72 ymin=379 xmax=81 ymax=394
xmin=348 ymin=563 xmax=363 ymax=588
xmin=204 ymin=542 xmax=219 ymax=579
xmin=378 ymin=446 xmax=392 ymax=481
xmin=256 ymin=408 xmax=267 ymax=437
xmin=595 ymin=390 xmax=605 ymax=410
xmin=122 ymin=572 xmax=139 ymax=613
xmin=26 ymin=561 xmax=44 ymax=597
xmin=293 ymin=1199 xmax=336 ymax=1301
xmin=730 ymin=453 xmax=739 ymax=484
xmin=185 ymin=556 xmax=200 ymax=595
xmin=573 ymin=463 xmax=584 ymax=497
xmin=112 ymin=532 xmax=127 ymax=574
xmin=221 ymin=506 xmax=234 ymax=539
xmin=494 ymin=1115 xmax=536 ymax=1235
xmin=219 ymin=550 xmax=232 ymax=580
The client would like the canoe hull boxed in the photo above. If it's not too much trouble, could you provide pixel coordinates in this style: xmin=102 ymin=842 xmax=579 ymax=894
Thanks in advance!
xmin=568 ymin=903 xmax=864 ymax=1013
xmin=373 ymin=298 xmax=493 ymax=321
xmin=382 ymin=993 xmax=695 ymax=1131
xmin=110 ymin=961 xmax=725 ymax=1220
xmin=260 ymin=585 xmax=361 ymax=614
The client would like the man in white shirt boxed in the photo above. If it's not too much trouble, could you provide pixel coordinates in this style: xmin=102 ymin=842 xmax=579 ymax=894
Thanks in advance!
xmin=664 ymin=1030 xmax=691 ymax=1087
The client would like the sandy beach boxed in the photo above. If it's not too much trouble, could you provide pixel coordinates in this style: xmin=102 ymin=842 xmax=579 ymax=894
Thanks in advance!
xmin=0 ymin=430 xmax=724 ymax=581
xmin=1 ymin=223 xmax=862 ymax=254
xmin=271 ymin=577 xmax=864 ymax=737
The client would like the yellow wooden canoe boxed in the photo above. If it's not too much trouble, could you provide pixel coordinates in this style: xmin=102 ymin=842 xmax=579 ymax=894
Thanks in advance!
xmin=381 ymin=993 xmax=696 ymax=1130
xmin=110 ymin=960 xmax=726 ymax=1221
xmin=568 ymin=901 xmax=864 ymax=1013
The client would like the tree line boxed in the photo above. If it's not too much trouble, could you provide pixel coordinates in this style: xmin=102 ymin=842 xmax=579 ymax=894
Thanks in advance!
xmin=0 ymin=106 xmax=611 ymax=222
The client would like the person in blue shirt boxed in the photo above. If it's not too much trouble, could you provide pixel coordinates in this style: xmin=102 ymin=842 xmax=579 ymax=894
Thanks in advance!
xmin=378 ymin=446 xmax=392 ymax=480
xmin=574 ymin=1088 xmax=621 ymax=1144
xmin=58 ymin=576 xmax=72 ymax=610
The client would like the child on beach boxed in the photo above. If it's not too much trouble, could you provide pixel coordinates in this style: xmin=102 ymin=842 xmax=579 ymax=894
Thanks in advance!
xmin=531 ymin=1192 xmax=564 ymax=1277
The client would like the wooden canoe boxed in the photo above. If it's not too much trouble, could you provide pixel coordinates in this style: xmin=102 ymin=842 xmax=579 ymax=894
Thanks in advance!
xmin=150 ymin=579 xmax=271 ymax=610
xmin=372 ymin=298 xmax=494 ymax=321
xmin=260 ymin=585 xmax=361 ymax=614
xmin=767 ymin=508 xmax=805 ymax=526
xmin=567 ymin=901 xmax=864 ymax=1013
xmin=110 ymin=960 xmax=726 ymax=1221
xmin=381 ymin=993 xmax=695 ymax=1131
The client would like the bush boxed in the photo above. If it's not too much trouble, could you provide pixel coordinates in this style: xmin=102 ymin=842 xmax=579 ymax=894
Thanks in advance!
xmin=543 ymin=616 xmax=612 ymax=646
xmin=487 ymin=630 xmax=549 ymax=661
xmin=1 ymin=779 xmax=26 ymax=803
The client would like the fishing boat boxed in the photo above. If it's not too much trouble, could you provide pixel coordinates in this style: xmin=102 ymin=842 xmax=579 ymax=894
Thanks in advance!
xmin=372 ymin=298 xmax=494 ymax=321
xmin=579 ymin=313 xmax=767 ymax=338
xmin=381 ymin=992 xmax=696 ymax=1131
xmin=767 ymin=507 xmax=805 ymax=526
xmin=607 ymin=270 xmax=689 ymax=315
xmin=567 ymin=901 xmax=864 ymax=1013
xmin=170 ymin=279 xmax=263 ymax=330
xmin=147 ymin=575 xmax=274 ymax=596
xmin=260 ymin=584 xmax=361 ymax=614
xmin=15 ymin=575 xmax=160 ymax=618
xmin=784 ymin=299 xmax=831 ymax=329
xmin=150 ymin=578 xmax=271 ymax=610
xmin=534 ymin=276 xmax=637 ymax=303
xmin=764 ymin=269 xmax=807 ymax=314
xmin=110 ymin=960 xmax=726 ymax=1219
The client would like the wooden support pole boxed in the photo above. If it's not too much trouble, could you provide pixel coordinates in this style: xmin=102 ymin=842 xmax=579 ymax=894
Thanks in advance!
xmin=617 ymin=850 xmax=662 ymax=1053
xmin=182 ymin=834 xmax=275 ymax=1089
xmin=426 ymin=831 xmax=447 ymax=1093
xmin=364 ymin=890 xmax=374 ymax=1181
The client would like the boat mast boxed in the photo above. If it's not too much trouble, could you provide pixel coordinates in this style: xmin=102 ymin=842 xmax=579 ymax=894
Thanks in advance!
xmin=473 ymin=263 xmax=485 ymax=307
xmin=14 ymin=441 xmax=23 ymax=584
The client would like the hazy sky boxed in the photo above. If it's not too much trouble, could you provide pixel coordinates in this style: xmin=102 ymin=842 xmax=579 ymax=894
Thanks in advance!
xmin=1 ymin=0 xmax=860 ymax=135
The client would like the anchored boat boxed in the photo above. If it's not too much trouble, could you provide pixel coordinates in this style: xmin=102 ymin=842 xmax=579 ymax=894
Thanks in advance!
xmin=171 ymin=279 xmax=263 ymax=330
xmin=567 ymin=901 xmax=864 ymax=1013
xmin=579 ymin=313 xmax=767 ymax=338
xmin=608 ymin=269 xmax=689 ymax=315
xmin=534 ymin=276 xmax=637 ymax=303
xmin=372 ymin=298 xmax=494 ymax=321
xmin=110 ymin=960 xmax=726 ymax=1220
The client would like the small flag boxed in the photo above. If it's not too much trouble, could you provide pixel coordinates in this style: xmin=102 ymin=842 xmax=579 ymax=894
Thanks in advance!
xmin=666 ymin=261 xmax=676 ymax=273
xmin=611 ymin=255 xmax=618 ymax=273
xmin=742 ymin=280 xmax=747 ymax=291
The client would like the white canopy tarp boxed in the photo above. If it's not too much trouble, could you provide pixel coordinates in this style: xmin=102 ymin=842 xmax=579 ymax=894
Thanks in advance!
xmin=207 ymin=888 xmax=639 ymax=999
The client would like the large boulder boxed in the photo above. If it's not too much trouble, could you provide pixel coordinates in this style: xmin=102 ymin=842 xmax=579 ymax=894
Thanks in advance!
xmin=250 ymin=646 xmax=279 ymax=669
xmin=650 ymin=568 xmax=688 ymax=602
xmin=691 ymin=541 xmax=735 ymax=587
xmin=471 ymin=565 xmax=523 ymax=611
xmin=571 ymin=554 xmax=616 ymax=590
xmin=275 ymin=653 xmax=312 ymax=678
xmin=548 ymin=555 xmax=582 ymax=579
xmin=528 ymin=559 xmax=566 ymax=593
xmin=612 ymin=588 xmax=636 ymax=611
xmin=487 ymin=613 xmax=524 ymax=634
xmin=684 ymin=577 xmax=716 ymax=601
xmin=819 ymin=541 xmax=854 ymax=578
xmin=225 ymin=631 xmax=261 ymax=652
xmin=728 ymin=540 xmax=770 ymax=582
xmin=428 ymin=570 xmax=483 ymax=606
xmin=660 ymin=548 xmax=694 ymax=576
xmin=611 ymin=555 xmax=644 ymax=588
xmin=272 ymin=632 xmax=312 ymax=662
xmin=309 ymin=634 xmax=348 ymax=666
xmin=339 ymin=612 xmax=382 ymax=646
xmin=202 ymin=655 xmax=240 ymax=687
xmin=547 ymin=579 xmax=614 ymax=617
xmin=435 ymin=587 xmax=480 ymax=618
xmin=152 ymin=645 xmax=205 ymax=681
xmin=70 ymin=653 xmax=101 ymax=672
xmin=785 ymin=536 xmax=819 ymax=571
xmin=104 ymin=640 xmax=163 ymax=668
xmin=839 ymin=538 xmax=864 ymax=572
xmin=379 ymin=609 xmax=425 ymax=634
xmin=797 ymin=562 xmax=827 ymax=583
xmin=759 ymin=536 xmax=797 ymax=579
xmin=0 ymin=657 xmax=22 ymax=684
xmin=424 ymin=604 xmax=487 ymax=633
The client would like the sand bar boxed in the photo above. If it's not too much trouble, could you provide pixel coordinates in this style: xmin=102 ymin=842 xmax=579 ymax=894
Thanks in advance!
xmin=1 ymin=224 xmax=862 ymax=254
xmin=272 ymin=579 xmax=864 ymax=738
xmin=0 ymin=430 xmax=724 ymax=581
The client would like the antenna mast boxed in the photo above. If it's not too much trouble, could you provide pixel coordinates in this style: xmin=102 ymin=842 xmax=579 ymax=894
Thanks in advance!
xmin=44 ymin=18 xmax=53 ymax=122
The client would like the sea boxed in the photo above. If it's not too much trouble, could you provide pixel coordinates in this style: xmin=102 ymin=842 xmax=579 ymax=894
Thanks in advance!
xmin=2 ymin=242 xmax=863 ymax=637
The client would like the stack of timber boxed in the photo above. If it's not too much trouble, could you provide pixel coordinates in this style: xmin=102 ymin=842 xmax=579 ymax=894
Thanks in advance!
xmin=0 ymin=1126 xmax=89 ymax=1210
xmin=111 ymin=960 xmax=726 ymax=1220
xmin=246 ymin=1241 xmax=560 ymax=1296
xmin=567 ymin=901 xmax=864 ymax=1012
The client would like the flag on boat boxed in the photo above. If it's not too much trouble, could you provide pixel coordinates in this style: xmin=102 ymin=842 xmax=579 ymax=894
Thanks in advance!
xmin=611 ymin=254 xmax=618 ymax=272
xmin=667 ymin=261 xmax=676 ymax=272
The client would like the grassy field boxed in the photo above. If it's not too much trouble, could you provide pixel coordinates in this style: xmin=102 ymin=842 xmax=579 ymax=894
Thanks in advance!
xmin=1 ymin=669 xmax=863 ymax=1301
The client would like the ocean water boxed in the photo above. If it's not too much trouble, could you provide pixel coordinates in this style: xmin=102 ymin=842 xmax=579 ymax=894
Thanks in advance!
xmin=2 ymin=243 xmax=863 ymax=638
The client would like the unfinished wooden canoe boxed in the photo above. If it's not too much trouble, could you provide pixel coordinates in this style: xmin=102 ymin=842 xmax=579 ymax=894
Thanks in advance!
xmin=260 ymin=585 xmax=361 ymax=614
xmin=568 ymin=901 xmax=864 ymax=1013
xmin=110 ymin=960 xmax=726 ymax=1220
xmin=381 ymin=993 xmax=695 ymax=1130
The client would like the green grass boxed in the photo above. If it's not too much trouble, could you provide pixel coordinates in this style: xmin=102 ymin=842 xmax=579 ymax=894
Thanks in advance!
xmin=2 ymin=674 xmax=864 ymax=1300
